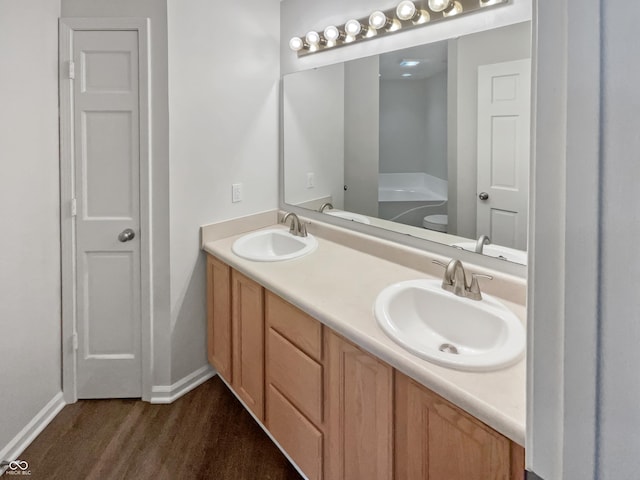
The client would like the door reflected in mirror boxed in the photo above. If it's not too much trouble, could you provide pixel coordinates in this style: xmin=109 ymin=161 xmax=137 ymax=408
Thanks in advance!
xmin=282 ymin=21 xmax=531 ymax=265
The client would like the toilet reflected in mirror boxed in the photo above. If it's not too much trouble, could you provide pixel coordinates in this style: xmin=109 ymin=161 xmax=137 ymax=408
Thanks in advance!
xmin=423 ymin=214 xmax=448 ymax=233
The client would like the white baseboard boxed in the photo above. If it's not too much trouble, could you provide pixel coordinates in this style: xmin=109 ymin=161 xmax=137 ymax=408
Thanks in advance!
xmin=0 ymin=392 xmax=66 ymax=475
xmin=150 ymin=365 xmax=216 ymax=404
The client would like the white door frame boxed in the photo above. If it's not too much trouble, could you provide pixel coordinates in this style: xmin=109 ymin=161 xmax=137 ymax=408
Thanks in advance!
xmin=59 ymin=17 xmax=152 ymax=403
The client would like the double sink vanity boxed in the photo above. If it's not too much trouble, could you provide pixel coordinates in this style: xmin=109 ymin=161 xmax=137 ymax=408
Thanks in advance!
xmin=202 ymin=210 xmax=526 ymax=480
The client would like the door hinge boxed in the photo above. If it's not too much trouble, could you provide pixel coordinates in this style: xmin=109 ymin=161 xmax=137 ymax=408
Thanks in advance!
xmin=72 ymin=332 xmax=78 ymax=351
xmin=68 ymin=61 xmax=75 ymax=80
xmin=71 ymin=198 xmax=77 ymax=217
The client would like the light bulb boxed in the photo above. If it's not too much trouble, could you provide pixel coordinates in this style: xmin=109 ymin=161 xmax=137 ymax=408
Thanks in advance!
xmin=396 ymin=1 xmax=430 ymax=23
xmin=369 ymin=11 xmax=390 ymax=30
xmin=324 ymin=25 xmax=342 ymax=42
xmin=289 ymin=36 xmax=305 ymax=52
xmin=443 ymin=1 xmax=463 ymax=16
xmin=305 ymin=31 xmax=321 ymax=46
xmin=428 ymin=0 xmax=452 ymax=12
xmin=345 ymin=19 xmax=365 ymax=36
xmin=396 ymin=1 xmax=417 ymax=20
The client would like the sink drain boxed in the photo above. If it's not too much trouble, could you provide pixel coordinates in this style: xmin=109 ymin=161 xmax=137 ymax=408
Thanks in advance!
xmin=439 ymin=343 xmax=459 ymax=355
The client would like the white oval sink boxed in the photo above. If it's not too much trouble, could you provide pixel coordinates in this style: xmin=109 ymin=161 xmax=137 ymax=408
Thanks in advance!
xmin=232 ymin=228 xmax=318 ymax=262
xmin=452 ymin=242 xmax=527 ymax=265
xmin=374 ymin=279 xmax=525 ymax=371
xmin=325 ymin=210 xmax=371 ymax=225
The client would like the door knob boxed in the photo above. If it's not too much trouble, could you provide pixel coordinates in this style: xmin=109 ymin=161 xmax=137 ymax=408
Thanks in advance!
xmin=478 ymin=192 xmax=489 ymax=201
xmin=118 ymin=228 xmax=136 ymax=242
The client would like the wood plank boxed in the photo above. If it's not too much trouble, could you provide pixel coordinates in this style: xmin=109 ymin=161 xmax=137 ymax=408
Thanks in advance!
xmin=231 ymin=269 xmax=265 ymax=421
xmin=395 ymin=371 xmax=513 ymax=480
xmin=267 ymin=328 xmax=324 ymax=426
xmin=20 ymin=377 xmax=301 ymax=480
xmin=511 ymin=442 xmax=526 ymax=480
xmin=267 ymin=385 xmax=324 ymax=480
xmin=206 ymin=255 xmax=232 ymax=382
xmin=265 ymin=292 xmax=322 ymax=362
xmin=325 ymin=330 xmax=394 ymax=480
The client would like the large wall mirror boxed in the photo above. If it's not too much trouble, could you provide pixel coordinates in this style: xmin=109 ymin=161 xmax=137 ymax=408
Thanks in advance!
xmin=282 ymin=21 xmax=531 ymax=266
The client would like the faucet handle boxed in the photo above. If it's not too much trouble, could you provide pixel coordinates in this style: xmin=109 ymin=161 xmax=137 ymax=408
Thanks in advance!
xmin=299 ymin=221 xmax=309 ymax=237
xmin=468 ymin=273 xmax=493 ymax=299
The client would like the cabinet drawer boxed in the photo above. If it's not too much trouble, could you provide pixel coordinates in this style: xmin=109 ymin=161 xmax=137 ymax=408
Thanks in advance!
xmin=266 ymin=292 xmax=322 ymax=362
xmin=267 ymin=328 xmax=323 ymax=426
xmin=267 ymin=385 xmax=323 ymax=480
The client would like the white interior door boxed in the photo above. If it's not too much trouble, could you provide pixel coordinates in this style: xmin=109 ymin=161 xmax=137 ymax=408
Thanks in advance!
xmin=476 ymin=59 xmax=531 ymax=250
xmin=73 ymin=29 xmax=142 ymax=398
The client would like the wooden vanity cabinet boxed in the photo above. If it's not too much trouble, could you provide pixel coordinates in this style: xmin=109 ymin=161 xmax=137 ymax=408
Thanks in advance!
xmin=206 ymin=256 xmax=265 ymax=420
xmin=231 ymin=270 xmax=265 ymax=421
xmin=325 ymin=330 xmax=394 ymax=480
xmin=395 ymin=372 xmax=525 ymax=480
xmin=265 ymin=292 xmax=324 ymax=480
xmin=206 ymin=255 xmax=232 ymax=382
xmin=205 ymin=254 xmax=524 ymax=480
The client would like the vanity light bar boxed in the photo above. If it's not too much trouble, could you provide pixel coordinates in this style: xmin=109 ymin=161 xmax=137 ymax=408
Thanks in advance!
xmin=289 ymin=0 xmax=509 ymax=57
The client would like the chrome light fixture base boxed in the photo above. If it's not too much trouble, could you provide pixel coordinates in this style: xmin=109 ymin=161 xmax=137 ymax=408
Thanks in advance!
xmin=289 ymin=0 xmax=509 ymax=57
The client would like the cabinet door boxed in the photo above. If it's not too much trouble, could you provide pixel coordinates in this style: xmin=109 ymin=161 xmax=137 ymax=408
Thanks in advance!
xmin=325 ymin=330 xmax=393 ymax=480
xmin=206 ymin=255 xmax=232 ymax=382
xmin=395 ymin=372 xmax=521 ymax=480
xmin=231 ymin=270 xmax=265 ymax=421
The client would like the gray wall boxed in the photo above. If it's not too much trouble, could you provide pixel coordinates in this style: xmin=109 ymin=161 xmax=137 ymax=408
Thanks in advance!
xmin=597 ymin=0 xmax=640 ymax=477
xmin=283 ymin=64 xmax=345 ymax=208
xmin=167 ymin=0 xmax=280 ymax=383
xmin=344 ymin=56 xmax=380 ymax=217
xmin=529 ymin=0 xmax=640 ymax=478
xmin=0 ymin=0 xmax=62 ymax=457
xmin=379 ymin=73 xmax=447 ymax=179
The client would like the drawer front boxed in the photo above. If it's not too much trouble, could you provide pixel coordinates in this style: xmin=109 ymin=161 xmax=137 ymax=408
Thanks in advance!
xmin=266 ymin=292 xmax=322 ymax=362
xmin=267 ymin=385 xmax=323 ymax=480
xmin=267 ymin=328 xmax=323 ymax=426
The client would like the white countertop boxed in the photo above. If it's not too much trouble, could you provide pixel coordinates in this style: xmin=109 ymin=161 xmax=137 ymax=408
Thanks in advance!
xmin=203 ymin=223 xmax=525 ymax=446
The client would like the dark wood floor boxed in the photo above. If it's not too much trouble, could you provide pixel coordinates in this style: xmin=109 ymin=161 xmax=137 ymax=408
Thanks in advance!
xmin=21 ymin=376 xmax=302 ymax=480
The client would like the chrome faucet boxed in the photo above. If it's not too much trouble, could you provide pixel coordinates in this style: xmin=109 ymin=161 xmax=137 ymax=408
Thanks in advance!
xmin=432 ymin=259 xmax=493 ymax=301
xmin=319 ymin=202 xmax=334 ymax=213
xmin=282 ymin=212 xmax=308 ymax=237
xmin=475 ymin=235 xmax=491 ymax=254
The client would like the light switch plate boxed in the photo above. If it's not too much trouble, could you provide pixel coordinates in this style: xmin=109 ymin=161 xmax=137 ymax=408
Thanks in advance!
xmin=232 ymin=183 xmax=243 ymax=203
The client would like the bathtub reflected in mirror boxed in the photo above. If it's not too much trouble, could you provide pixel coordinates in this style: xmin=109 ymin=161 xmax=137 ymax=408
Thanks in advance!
xmin=282 ymin=21 xmax=531 ymax=265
